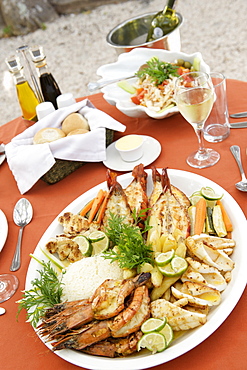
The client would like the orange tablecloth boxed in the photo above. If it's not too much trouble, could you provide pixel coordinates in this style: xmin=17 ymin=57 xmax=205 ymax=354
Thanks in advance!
xmin=0 ymin=79 xmax=247 ymax=370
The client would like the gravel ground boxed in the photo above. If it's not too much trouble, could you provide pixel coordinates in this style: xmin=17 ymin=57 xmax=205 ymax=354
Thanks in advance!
xmin=0 ymin=0 xmax=246 ymax=126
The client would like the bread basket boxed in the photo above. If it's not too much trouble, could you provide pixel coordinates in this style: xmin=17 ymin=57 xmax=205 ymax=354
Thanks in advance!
xmin=41 ymin=128 xmax=114 ymax=184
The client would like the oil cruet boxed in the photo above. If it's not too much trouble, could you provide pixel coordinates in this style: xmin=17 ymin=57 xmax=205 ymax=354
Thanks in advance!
xmin=5 ymin=55 xmax=39 ymax=126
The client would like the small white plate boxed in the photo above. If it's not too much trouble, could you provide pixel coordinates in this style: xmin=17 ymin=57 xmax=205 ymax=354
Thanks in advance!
xmin=0 ymin=209 xmax=8 ymax=252
xmin=103 ymin=135 xmax=161 ymax=171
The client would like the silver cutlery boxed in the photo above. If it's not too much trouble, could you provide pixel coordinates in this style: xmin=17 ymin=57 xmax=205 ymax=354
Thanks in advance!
xmin=230 ymin=112 xmax=247 ymax=118
xmin=10 ymin=198 xmax=33 ymax=272
xmin=87 ymin=75 xmax=135 ymax=92
xmin=230 ymin=145 xmax=247 ymax=192
xmin=230 ymin=122 xmax=247 ymax=128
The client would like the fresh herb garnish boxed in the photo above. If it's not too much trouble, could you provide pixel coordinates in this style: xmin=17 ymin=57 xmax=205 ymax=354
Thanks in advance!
xmin=17 ymin=257 xmax=63 ymax=328
xmin=103 ymin=210 xmax=153 ymax=270
xmin=136 ymin=57 xmax=179 ymax=86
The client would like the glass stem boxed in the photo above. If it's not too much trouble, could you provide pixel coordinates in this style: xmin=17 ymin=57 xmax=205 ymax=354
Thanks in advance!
xmin=194 ymin=127 xmax=207 ymax=155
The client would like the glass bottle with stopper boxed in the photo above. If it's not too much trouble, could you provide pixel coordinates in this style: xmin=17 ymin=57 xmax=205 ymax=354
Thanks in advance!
xmin=146 ymin=0 xmax=179 ymax=42
xmin=29 ymin=45 xmax=62 ymax=109
xmin=5 ymin=55 xmax=39 ymax=126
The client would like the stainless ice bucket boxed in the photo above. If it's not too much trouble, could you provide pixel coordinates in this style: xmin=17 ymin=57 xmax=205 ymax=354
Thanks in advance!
xmin=106 ymin=11 xmax=183 ymax=55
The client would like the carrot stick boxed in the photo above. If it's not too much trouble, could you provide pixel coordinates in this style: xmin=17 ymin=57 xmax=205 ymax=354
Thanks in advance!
xmin=194 ymin=198 xmax=207 ymax=235
xmin=88 ymin=189 xmax=106 ymax=223
xmin=216 ymin=200 xmax=233 ymax=232
xmin=80 ymin=198 xmax=95 ymax=217
xmin=96 ymin=191 xmax=109 ymax=224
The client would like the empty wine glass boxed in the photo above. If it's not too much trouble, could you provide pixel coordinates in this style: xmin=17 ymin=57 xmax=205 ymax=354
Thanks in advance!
xmin=175 ymin=71 xmax=220 ymax=168
xmin=0 ymin=274 xmax=19 ymax=303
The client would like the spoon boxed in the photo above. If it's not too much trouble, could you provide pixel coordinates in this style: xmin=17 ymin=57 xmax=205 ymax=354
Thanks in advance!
xmin=10 ymin=198 xmax=33 ymax=272
xmin=230 ymin=145 xmax=247 ymax=192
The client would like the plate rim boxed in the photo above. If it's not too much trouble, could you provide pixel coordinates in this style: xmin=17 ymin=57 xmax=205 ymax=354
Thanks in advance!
xmin=103 ymin=135 xmax=161 ymax=171
xmin=25 ymin=168 xmax=247 ymax=370
xmin=0 ymin=209 xmax=8 ymax=253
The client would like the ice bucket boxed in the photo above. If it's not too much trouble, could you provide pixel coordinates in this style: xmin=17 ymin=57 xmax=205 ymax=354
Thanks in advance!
xmin=106 ymin=11 xmax=183 ymax=55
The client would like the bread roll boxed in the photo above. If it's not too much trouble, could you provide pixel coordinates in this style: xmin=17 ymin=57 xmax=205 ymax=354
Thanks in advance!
xmin=62 ymin=113 xmax=89 ymax=134
xmin=67 ymin=129 xmax=89 ymax=136
xmin=33 ymin=128 xmax=66 ymax=144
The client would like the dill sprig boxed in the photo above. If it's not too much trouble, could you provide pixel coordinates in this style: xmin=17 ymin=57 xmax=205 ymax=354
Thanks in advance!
xmin=17 ymin=259 xmax=63 ymax=328
xmin=136 ymin=57 xmax=179 ymax=86
xmin=103 ymin=211 xmax=153 ymax=270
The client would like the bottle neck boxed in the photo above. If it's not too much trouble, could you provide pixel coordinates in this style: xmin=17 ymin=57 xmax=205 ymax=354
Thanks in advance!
xmin=164 ymin=0 xmax=177 ymax=12
xmin=34 ymin=59 xmax=50 ymax=76
xmin=12 ymin=69 xmax=27 ymax=85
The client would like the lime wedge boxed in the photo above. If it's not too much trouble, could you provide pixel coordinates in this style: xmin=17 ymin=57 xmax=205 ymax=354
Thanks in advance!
xmin=200 ymin=187 xmax=223 ymax=201
xmin=159 ymin=322 xmax=173 ymax=347
xmin=141 ymin=318 xmax=167 ymax=334
xmin=117 ymin=80 xmax=136 ymax=94
xmin=88 ymin=231 xmax=106 ymax=242
xmin=73 ymin=235 xmax=92 ymax=257
xmin=91 ymin=234 xmax=109 ymax=255
xmin=137 ymin=332 xmax=167 ymax=353
xmin=158 ymin=255 xmax=188 ymax=277
xmin=155 ymin=250 xmax=175 ymax=266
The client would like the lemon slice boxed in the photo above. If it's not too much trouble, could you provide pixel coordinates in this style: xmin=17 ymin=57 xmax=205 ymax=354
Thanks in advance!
xmin=200 ymin=187 xmax=223 ymax=201
xmin=155 ymin=250 xmax=175 ymax=266
xmin=88 ymin=231 xmax=106 ymax=242
xmin=91 ymin=234 xmax=109 ymax=255
xmin=137 ymin=332 xmax=167 ymax=353
xmin=158 ymin=256 xmax=188 ymax=277
xmin=159 ymin=322 xmax=173 ymax=347
xmin=141 ymin=318 xmax=167 ymax=334
xmin=73 ymin=235 xmax=92 ymax=257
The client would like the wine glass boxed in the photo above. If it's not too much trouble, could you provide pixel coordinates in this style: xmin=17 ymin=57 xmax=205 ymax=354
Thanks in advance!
xmin=174 ymin=71 xmax=220 ymax=168
xmin=0 ymin=274 xmax=19 ymax=303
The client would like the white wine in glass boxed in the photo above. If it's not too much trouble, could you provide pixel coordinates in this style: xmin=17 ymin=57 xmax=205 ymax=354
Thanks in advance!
xmin=175 ymin=71 xmax=220 ymax=168
xmin=0 ymin=274 xmax=19 ymax=303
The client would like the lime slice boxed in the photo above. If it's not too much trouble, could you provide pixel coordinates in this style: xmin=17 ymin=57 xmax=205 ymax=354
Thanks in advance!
xmin=155 ymin=250 xmax=175 ymax=266
xmin=73 ymin=235 xmax=92 ymax=257
xmin=141 ymin=318 xmax=167 ymax=334
xmin=159 ymin=322 xmax=173 ymax=347
xmin=200 ymin=187 xmax=223 ymax=201
xmin=88 ymin=231 xmax=106 ymax=242
xmin=190 ymin=193 xmax=203 ymax=206
xmin=171 ymin=256 xmax=188 ymax=274
xmin=158 ymin=255 xmax=188 ymax=277
xmin=137 ymin=332 xmax=167 ymax=353
xmin=91 ymin=234 xmax=109 ymax=255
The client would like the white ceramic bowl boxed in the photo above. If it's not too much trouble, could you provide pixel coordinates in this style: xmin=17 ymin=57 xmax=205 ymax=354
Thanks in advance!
xmin=98 ymin=48 xmax=210 ymax=119
xmin=115 ymin=134 xmax=144 ymax=162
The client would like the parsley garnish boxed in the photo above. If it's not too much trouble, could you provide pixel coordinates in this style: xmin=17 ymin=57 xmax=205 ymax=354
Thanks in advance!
xmin=103 ymin=211 xmax=153 ymax=270
xmin=136 ymin=57 xmax=179 ymax=86
xmin=17 ymin=258 xmax=63 ymax=328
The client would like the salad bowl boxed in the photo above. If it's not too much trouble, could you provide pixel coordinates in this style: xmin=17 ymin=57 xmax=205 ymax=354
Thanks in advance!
xmin=98 ymin=48 xmax=210 ymax=119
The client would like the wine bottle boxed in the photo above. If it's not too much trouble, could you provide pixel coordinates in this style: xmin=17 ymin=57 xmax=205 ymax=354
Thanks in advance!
xmin=5 ymin=55 xmax=39 ymax=125
xmin=146 ymin=0 xmax=179 ymax=42
xmin=29 ymin=45 xmax=62 ymax=109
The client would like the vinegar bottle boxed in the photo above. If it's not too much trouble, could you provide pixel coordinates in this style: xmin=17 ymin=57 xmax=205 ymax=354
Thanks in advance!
xmin=29 ymin=45 xmax=62 ymax=109
xmin=5 ymin=55 xmax=39 ymax=125
xmin=146 ymin=0 xmax=179 ymax=42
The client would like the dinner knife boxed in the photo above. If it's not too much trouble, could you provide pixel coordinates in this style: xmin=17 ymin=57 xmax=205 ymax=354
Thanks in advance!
xmin=230 ymin=122 xmax=247 ymax=128
xmin=230 ymin=112 xmax=247 ymax=118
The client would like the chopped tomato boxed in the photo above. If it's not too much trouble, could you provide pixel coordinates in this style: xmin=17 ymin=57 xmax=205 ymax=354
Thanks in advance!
xmin=131 ymin=88 xmax=146 ymax=105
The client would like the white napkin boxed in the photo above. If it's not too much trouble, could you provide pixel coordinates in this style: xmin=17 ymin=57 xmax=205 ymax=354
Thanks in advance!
xmin=5 ymin=99 xmax=126 ymax=194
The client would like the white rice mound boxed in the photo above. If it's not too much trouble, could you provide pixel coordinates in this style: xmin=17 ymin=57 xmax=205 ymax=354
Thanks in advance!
xmin=61 ymin=255 xmax=124 ymax=302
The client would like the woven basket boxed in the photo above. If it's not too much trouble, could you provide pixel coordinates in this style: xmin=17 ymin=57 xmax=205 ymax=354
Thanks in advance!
xmin=41 ymin=128 xmax=114 ymax=184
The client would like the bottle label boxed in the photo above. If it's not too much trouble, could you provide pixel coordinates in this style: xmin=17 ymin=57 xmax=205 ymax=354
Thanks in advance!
xmin=153 ymin=27 xmax=164 ymax=39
